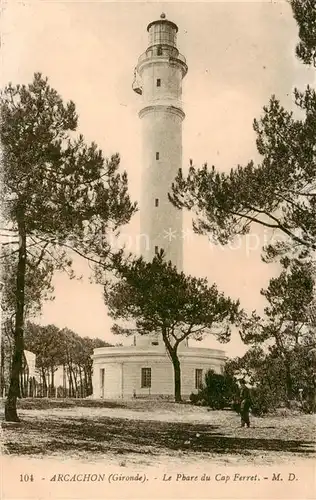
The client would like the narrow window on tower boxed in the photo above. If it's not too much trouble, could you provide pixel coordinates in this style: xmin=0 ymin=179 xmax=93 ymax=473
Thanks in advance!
xmin=155 ymin=198 xmax=159 ymax=207
xmin=156 ymin=152 xmax=159 ymax=160
xmin=157 ymin=46 xmax=162 ymax=56
xmin=156 ymin=78 xmax=161 ymax=87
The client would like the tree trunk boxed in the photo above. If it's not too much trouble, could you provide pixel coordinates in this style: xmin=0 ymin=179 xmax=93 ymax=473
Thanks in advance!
xmin=5 ymin=213 xmax=26 ymax=422
xmin=72 ymin=367 xmax=79 ymax=398
xmin=41 ymin=368 xmax=47 ymax=397
xmin=85 ymin=366 xmax=92 ymax=396
xmin=161 ymin=327 xmax=182 ymax=402
xmin=68 ymin=364 xmax=74 ymax=397
xmin=85 ymin=366 xmax=93 ymax=396
xmin=19 ymin=372 xmax=24 ymax=398
xmin=0 ymin=340 xmax=5 ymax=398
xmin=26 ymin=369 xmax=29 ymax=397
xmin=29 ymin=377 xmax=33 ymax=397
xmin=22 ymin=369 xmax=27 ymax=398
xmin=51 ymin=366 xmax=55 ymax=397
xmin=79 ymin=367 xmax=83 ymax=398
xmin=83 ymin=367 xmax=88 ymax=397
xmin=285 ymin=362 xmax=294 ymax=402
xmin=62 ymin=365 xmax=66 ymax=398
xmin=172 ymin=354 xmax=182 ymax=403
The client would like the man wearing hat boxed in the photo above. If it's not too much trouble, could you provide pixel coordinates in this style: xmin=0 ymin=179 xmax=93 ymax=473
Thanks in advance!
xmin=239 ymin=379 xmax=252 ymax=428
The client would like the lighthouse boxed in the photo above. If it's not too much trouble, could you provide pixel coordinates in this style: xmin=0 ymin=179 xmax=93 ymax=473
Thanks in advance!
xmin=133 ymin=13 xmax=188 ymax=269
xmin=92 ymin=18 xmax=227 ymax=399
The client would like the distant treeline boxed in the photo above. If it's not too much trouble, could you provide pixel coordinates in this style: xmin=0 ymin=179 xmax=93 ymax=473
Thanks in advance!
xmin=1 ymin=322 xmax=112 ymax=398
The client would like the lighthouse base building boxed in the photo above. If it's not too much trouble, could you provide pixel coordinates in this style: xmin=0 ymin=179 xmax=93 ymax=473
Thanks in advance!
xmin=92 ymin=334 xmax=226 ymax=400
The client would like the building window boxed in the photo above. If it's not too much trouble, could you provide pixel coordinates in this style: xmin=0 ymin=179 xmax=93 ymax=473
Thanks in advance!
xmin=155 ymin=245 xmax=159 ymax=254
xmin=156 ymin=78 xmax=161 ymax=87
xmin=157 ymin=46 xmax=162 ymax=56
xmin=195 ymin=369 xmax=203 ymax=390
xmin=155 ymin=198 xmax=159 ymax=207
xmin=141 ymin=367 xmax=151 ymax=388
xmin=156 ymin=151 xmax=159 ymax=160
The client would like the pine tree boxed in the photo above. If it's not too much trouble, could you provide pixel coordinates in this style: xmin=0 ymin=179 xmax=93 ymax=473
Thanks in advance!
xmin=239 ymin=259 xmax=315 ymax=400
xmin=170 ymin=1 xmax=316 ymax=257
xmin=104 ymin=253 xmax=239 ymax=402
xmin=1 ymin=73 xmax=136 ymax=421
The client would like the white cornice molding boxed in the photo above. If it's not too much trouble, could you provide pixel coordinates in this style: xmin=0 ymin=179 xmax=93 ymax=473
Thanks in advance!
xmin=139 ymin=104 xmax=185 ymax=120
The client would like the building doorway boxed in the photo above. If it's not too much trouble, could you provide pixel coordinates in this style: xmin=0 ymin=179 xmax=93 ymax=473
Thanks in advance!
xmin=100 ymin=368 xmax=105 ymax=399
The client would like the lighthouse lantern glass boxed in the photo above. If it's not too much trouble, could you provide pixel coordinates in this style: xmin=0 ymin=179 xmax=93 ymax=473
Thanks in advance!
xmin=148 ymin=23 xmax=177 ymax=47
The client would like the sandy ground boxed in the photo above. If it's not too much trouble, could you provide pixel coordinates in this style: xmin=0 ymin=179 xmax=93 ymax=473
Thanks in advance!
xmin=1 ymin=399 xmax=315 ymax=467
xmin=1 ymin=400 xmax=315 ymax=500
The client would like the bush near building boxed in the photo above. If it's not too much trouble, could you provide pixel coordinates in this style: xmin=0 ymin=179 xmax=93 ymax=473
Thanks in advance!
xmin=189 ymin=368 xmax=289 ymax=416
xmin=190 ymin=369 xmax=239 ymax=410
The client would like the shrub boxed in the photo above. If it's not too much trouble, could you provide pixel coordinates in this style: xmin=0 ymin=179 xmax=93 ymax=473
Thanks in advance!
xmin=189 ymin=391 xmax=206 ymax=406
xmin=190 ymin=370 xmax=239 ymax=410
xmin=250 ymin=384 xmax=283 ymax=416
xmin=301 ymin=396 xmax=316 ymax=414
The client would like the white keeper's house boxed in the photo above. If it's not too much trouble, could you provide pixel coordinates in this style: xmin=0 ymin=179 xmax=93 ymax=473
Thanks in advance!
xmin=92 ymin=13 xmax=226 ymax=399
xmin=92 ymin=334 xmax=226 ymax=400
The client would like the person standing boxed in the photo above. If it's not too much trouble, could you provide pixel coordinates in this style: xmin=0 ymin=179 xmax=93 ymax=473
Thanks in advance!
xmin=239 ymin=380 xmax=252 ymax=428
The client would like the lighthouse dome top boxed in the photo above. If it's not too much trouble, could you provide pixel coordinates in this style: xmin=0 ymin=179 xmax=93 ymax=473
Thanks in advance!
xmin=147 ymin=14 xmax=178 ymax=34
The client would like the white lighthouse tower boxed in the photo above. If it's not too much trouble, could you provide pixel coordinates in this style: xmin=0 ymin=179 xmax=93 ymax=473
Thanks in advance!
xmin=92 ymin=18 xmax=227 ymax=399
xmin=133 ymin=13 xmax=188 ymax=269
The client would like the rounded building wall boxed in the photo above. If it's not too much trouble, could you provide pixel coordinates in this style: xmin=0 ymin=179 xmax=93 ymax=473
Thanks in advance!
xmin=92 ymin=345 xmax=226 ymax=400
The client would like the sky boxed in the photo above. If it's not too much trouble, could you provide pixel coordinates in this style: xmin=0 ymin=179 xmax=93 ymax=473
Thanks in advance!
xmin=2 ymin=0 xmax=313 ymax=357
